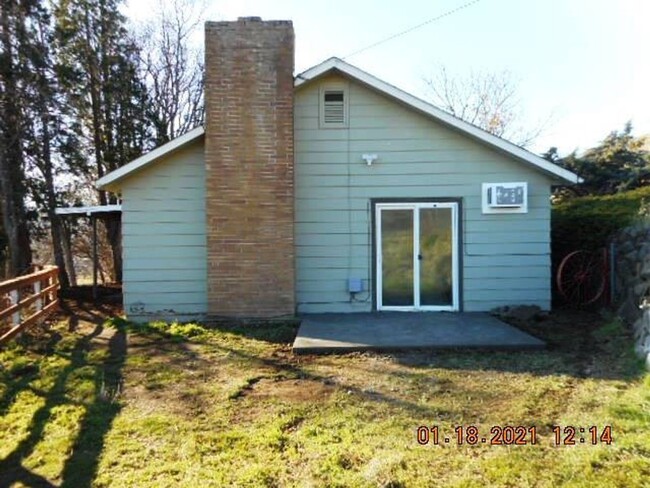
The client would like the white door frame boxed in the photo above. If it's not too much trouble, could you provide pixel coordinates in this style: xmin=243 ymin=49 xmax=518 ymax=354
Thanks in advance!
xmin=375 ymin=202 xmax=459 ymax=312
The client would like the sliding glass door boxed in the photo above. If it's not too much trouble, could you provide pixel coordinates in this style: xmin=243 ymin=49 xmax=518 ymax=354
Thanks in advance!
xmin=376 ymin=202 xmax=459 ymax=311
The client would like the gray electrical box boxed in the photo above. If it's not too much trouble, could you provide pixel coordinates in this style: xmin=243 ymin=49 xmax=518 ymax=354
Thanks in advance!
xmin=348 ymin=278 xmax=363 ymax=293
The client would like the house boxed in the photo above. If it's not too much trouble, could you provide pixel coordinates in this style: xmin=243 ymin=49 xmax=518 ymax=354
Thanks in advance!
xmin=96 ymin=17 xmax=580 ymax=322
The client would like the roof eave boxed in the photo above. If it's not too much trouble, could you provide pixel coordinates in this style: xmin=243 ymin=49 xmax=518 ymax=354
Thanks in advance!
xmin=97 ymin=58 xmax=582 ymax=189
xmin=96 ymin=126 xmax=205 ymax=191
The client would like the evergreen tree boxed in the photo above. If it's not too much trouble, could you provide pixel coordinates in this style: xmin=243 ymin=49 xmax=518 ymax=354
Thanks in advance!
xmin=0 ymin=0 xmax=35 ymax=277
xmin=55 ymin=0 xmax=151 ymax=281
xmin=20 ymin=0 xmax=77 ymax=286
xmin=554 ymin=123 xmax=650 ymax=198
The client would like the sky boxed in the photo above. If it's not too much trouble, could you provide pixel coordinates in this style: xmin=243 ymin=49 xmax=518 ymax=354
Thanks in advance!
xmin=125 ymin=0 xmax=650 ymax=156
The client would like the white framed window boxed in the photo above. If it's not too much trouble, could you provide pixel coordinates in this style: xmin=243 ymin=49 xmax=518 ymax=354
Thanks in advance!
xmin=481 ymin=182 xmax=528 ymax=214
xmin=319 ymin=84 xmax=348 ymax=128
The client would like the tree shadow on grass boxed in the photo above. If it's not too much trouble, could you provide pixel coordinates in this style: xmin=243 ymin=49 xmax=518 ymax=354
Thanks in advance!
xmin=116 ymin=318 xmax=445 ymax=419
xmin=59 ymin=325 xmax=126 ymax=488
xmin=196 ymin=337 xmax=444 ymax=418
xmin=0 ymin=304 xmax=127 ymax=488
xmin=0 ymin=324 xmax=103 ymax=487
xmin=0 ymin=363 xmax=41 ymax=418
xmin=59 ymin=298 xmax=118 ymax=329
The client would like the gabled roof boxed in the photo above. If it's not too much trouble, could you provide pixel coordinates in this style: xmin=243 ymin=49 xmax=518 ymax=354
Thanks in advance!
xmin=296 ymin=57 xmax=581 ymax=184
xmin=97 ymin=126 xmax=205 ymax=190
xmin=97 ymin=58 xmax=580 ymax=190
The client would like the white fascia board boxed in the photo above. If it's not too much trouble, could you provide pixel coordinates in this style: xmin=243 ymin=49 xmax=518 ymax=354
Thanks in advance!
xmin=295 ymin=58 xmax=582 ymax=185
xmin=295 ymin=57 xmax=339 ymax=87
xmin=96 ymin=126 xmax=205 ymax=190
xmin=55 ymin=204 xmax=122 ymax=216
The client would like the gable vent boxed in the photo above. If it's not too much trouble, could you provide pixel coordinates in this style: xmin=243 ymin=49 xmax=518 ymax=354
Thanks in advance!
xmin=323 ymin=90 xmax=345 ymax=125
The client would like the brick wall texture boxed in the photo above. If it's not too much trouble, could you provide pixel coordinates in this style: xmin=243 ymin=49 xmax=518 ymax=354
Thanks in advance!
xmin=204 ymin=18 xmax=295 ymax=317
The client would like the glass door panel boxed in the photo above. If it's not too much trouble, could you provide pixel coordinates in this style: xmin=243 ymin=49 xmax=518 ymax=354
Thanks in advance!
xmin=381 ymin=209 xmax=414 ymax=307
xmin=419 ymin=207 xmax=453 ymax=307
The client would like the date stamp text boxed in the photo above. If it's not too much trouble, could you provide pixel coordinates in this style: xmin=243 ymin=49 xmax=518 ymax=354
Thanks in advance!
xmin=416 ymin=425 xmax=613 ymax=446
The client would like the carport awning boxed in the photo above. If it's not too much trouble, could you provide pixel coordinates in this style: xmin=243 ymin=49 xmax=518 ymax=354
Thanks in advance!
xmin=54 ymin=204 xmax=122 ymax=216
xmin=54 ymin=205 xmax=122 ymax=301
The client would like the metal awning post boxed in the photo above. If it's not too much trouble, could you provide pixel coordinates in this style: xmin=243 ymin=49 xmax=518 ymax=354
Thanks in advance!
xmin=92 ymin=214 xmax=98 ymax=302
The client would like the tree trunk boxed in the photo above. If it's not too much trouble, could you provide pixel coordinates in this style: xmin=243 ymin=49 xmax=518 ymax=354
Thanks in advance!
xmin=0 ymin=1 xmax=32 ymax=277
xmin=61 ymin=219 xmax=77 ymax=286
xmin=104 ymin=217 xmax=121 ymax=282
xmin=39 ymin=107 xmax=70 ymax=287
xmin=81 ymin=7 xmax=122 ymax=283
xmin=49 ymin=215 xmax=70 ymax=286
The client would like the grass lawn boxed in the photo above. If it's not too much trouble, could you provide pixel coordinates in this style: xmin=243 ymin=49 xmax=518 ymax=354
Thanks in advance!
xmin=0 ymin=300 xmax=648 ymax=487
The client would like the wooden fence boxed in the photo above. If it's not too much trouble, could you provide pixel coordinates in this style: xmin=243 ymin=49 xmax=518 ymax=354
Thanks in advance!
xmin=0 ymin=266 xmax=60 ymax=345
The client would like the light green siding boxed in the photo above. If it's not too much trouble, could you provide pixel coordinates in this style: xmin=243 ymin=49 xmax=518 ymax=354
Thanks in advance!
xmin=117 ymin=75 xmax=557 ymax=318
xmin=295 ymin=75 xmax=554 ymax=313
xmin=120 ymin=139 xmax=207 ymax=321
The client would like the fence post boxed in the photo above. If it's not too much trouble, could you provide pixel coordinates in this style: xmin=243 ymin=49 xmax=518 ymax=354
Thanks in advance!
xmin=0 ymin=267 xmax=60 ymax=346
xmin=49 ymin=272 xmax=55 ymax=304
xmin=10 ymin=289 xmax=20 ymax=326
xmin=34 ymin=279 xmax=43 ymax=311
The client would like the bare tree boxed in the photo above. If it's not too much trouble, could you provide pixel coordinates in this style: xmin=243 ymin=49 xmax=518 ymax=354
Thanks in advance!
xmin=424 ymin=66 xmax=548 ymax=148
xmin=135 ymin=0 xmax=205 ymax=144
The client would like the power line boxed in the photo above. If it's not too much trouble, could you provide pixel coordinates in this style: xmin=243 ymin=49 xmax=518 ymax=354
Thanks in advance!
xmin=342 ymin=0 xmax=482 ymax=59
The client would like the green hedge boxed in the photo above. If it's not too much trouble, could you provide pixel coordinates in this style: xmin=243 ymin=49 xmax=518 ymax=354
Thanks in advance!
xmin=551 ymin=186 xmax=650 ymax=263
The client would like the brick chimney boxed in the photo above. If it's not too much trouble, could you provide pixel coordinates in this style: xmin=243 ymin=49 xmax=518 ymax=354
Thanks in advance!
xmin=204 ymin=18 xmax=295 ymax=317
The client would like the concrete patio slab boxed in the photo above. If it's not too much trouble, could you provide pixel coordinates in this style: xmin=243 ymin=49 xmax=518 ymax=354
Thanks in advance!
xmin=292 ymin=312 xmax=545 ymax=354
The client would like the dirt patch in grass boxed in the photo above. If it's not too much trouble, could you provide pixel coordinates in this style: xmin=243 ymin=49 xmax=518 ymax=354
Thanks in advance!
xmin=500 ymin=308 xmax=641 ymax=378
xmin=118 ymin=332 xmax=222 ymax=419
xmin=241 ymin=377 xmax=336 ymax=402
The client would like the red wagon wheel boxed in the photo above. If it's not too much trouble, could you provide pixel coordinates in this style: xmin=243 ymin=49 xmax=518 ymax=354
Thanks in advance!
xmin=556 ymin=250 xmax=607 ymax=306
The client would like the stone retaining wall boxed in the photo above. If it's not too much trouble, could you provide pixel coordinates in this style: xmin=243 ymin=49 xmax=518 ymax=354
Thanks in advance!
xmin=612 ymin=223 xmax=650 ymax=367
